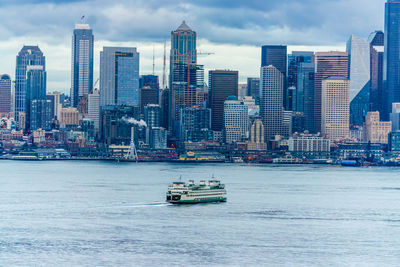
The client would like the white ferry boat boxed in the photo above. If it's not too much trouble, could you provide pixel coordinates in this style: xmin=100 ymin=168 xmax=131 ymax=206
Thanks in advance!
xmin=166 ymin=179 xmax=227 ymax=204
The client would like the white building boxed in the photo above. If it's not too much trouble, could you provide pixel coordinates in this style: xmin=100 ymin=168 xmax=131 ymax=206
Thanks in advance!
xmin=321 ymin=76 xmax=350 ymax=141
xmin=288 ymin=133 xmax=331 ymax=152
xmin=87 ymin=89 xmax=100 ymax=133
xmin=223 ymin=96 xmax=249 ymax=144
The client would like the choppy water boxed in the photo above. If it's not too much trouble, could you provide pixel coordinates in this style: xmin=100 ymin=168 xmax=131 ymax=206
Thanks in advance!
xmin=1 ymin=161 xmax=400 ymax=266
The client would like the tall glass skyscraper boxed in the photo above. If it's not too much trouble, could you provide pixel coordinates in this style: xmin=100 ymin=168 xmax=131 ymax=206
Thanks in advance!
xmin=369 ymin=31 xmax=385 ymax=118
xmin=384 ymin=1 xmax=400 ymax=121
xmin=15 ymin=46 xmax=45 ymax=125
xmin=71 ymin=24 xmax=94 ymax=112
xmin=170 ymin=21 xmax=198 ymax=132
xmin=297 ymin=62 xmax=315 ymax=132
xmin=99 ymin=47 xmax=140 ymax=107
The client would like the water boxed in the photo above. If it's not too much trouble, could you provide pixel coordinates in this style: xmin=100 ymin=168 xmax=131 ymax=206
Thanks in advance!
xmin=1 ymin=161 xmax=400 ymax=266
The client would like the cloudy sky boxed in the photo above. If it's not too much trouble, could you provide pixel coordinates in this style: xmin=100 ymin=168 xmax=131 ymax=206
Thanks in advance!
xmin=0 ymin=0 xmax=385 ymax=93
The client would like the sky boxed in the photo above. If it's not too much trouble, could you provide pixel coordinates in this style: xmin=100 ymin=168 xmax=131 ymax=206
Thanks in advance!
xmin=0 ymin=0 xmax=386 ymax=94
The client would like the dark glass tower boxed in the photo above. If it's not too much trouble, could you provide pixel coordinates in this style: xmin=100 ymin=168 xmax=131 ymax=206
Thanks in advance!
xmin=15 ymin=46 xmax=45 ymax=125
xmin=384 ymin=1 xmax=400 ymax=121
xmin=71 ymin=24 xmax=94 ymax=112
xmin=0 ymin=74 xmax=11 ymax=113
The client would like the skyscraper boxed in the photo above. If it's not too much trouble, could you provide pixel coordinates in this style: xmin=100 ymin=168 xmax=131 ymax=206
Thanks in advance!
xmin=15 ymin=46 xmax=45 ymax=124
xmin=71 ymin=24 xmax=94 ymax=112
xmin=180 ymin=106 xmax=212 ymax=142
xmin=260 ymin=65 xmax=284 ymax=142
xmin=287 ymin=51 xmax=314 ymax=111
xmin=321 ymin=77 xmax=350 ymax=141
xmin=99 ymin=47 xmax=140 ymax=107
xmin=0 ymin=74 xmax=11 ymax=113
xmin=223 ymin=96 xmax=249 ymax=144
xmin=261 ymin=45 xmax=287 ymax=108
xmin=347 ymin=35 xmax=371 ymax=126
xmin=384 ymin=1 xmax=400 ymax=121
xmin=247 ymin=78 xmax=260 ymax=104
xmin=297 ymin=62 xmax=315 ymax=132
xmin=26 ymin=65 xmax=51 ymax=131
xmin=209 ymin=70 xmax=238 ymax=131
xmin=87 ymin=89 xmax=100 ymax=133
xmin=170 ymin=21 xmax=197 ymax=131
xmin=314 ymin=52 xmax=349 ymax=133
xmin=369 ymin=31 xmax=385 ymax=117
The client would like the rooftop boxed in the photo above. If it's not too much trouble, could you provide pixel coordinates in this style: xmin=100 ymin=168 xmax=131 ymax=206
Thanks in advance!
xmin=176 ymin=20 xmax=192 ymax=31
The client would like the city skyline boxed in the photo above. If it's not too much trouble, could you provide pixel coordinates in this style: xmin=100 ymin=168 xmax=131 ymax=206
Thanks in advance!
xmin=0 ymin=0 xmax=385 ymax=93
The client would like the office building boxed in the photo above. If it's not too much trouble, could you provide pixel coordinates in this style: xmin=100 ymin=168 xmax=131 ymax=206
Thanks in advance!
xmin=261 ymin=45 xmax=287 ymax=108
xmin=209 ymin=70 xmax=238 ymax=131
xmin=391 ymin=102 xmax=400 ymax=131
xmin=260 ymin=65 xmax=284 ymax=142
xmin=15 ymin=46 xmax=45 ymax=123
xmin=223 ymin=96 xmax=249 ymax=144
xmin=87 ymin=89 xmax=100 ymax=133
xmin=147 ymin=127 xmax=167 ymax=149
xmin=247 ymin=78 xmax=260 ymax=104
xmin=384 ymin=1 xmax=400 ymax=120
xmin=180 ymin=106 xmax=212 ymax=142
xmin=0 ymin=74 xmax=11 ymax=113
xmin=140 ymin=86 xmax=159 ymax=113
xmin=139 ymin=75 xmax=159 ymax=90
xmin=46 ymin=92 xmax=62 ymax=121
xmin=364 ymin=111 xmax=391 ymax=143
xmin=288 ymin=133 xmax=331 ymax=152
xmin=321 ymin=77 xmax=350 ymax=141
xmin=369 ymin=31 xmax=385 ymax=118
xmin=100 ymin=47 xmax=140 ymax=107
xmin=389 ymin=131 xmax=400 ymax=151
xmin=297 ymin=62 xmax=315 ymax=132
xmin=247 ymin=118 xmax=266 ymax=150
xmin=315 ymin=52 xmax=349 ymax=132
xmin=71 ymin=24 xmax=94 ymax=111
xmin=60 ymin=107 xmax=79 ymax=127
xmin=144 ymin=104 xmax=161 ymax=128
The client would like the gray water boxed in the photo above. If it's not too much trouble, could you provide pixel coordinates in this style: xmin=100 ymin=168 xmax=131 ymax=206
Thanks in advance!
xmin=1 ymin=161 xmax=400 ymax=266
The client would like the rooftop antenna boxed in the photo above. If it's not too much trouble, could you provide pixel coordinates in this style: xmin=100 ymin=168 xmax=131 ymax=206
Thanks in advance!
xmin=162 ymin=39 xmax=167 ymax=89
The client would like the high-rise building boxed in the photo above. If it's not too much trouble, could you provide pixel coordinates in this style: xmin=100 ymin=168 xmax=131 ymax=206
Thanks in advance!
xmin=147 ymin=127 xmax=167 ymax=149
xmin=247 ymin=78 xmax=260 ymax=104
xmin=321 ymin=77 xmax=350 ymax=141
xmin=60 ymin=107 xmax=79 ymax=127
xmin=384 ymin=1 xmax=400 ymax=121
xmin=223 ymin=96 xmax=249 ymax=144
xmin=347 ymin=35 xmax=371 ymax=126
xmin=314 ymin=52 xmax=349 ymax=133
xmin=160 ymin=88 xmax=169 ymax=129
xmin=209 ymin=70 xmax=238 ymax=131
xmin=390 ymin=102 xmax=400 ymax=131
xmin=46 ymin=91 xmax=62 ymax=121
xmin=87 ymin=89 xmax=100 ymax=133
xmin=297 ymin=62 xmax=315 ymax=132
xmin=169 ymin=21 xmax=197 ymax=131
xmin=369 ymin=31 xmax=385 ymax=118
xmin=287 ymin=51 xmax=314 ymax=111
xmin=260 ymin=65 xmax=284 ymax=142
xmin=71 ymin=24 xmax=94 ymax=111
xmin=180 ymin=106 xmax=212 ymax=142
xmin=261 ymin=45 xmax=287 ymax=108
xmin=364 ymin=111 xmax=391 ymax=143
xmin=15 ymin=46 xmax=45 ymax=123
xmin=26 ymin=65 xmax=50 ymax=131
xmin=140 ymin=86 xmax=159 ymax=113
xmin=144 ymin=104 xmax=161 ymax=128
xmin=0 ymin=74 xmax=11 ymax=113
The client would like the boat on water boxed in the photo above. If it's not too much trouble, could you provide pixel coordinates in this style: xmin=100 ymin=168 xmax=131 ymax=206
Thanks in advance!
xmin=166 ymin=179 xmax=227 ymax=204
xmin=174 ymin=151 xmax=225 ymax=163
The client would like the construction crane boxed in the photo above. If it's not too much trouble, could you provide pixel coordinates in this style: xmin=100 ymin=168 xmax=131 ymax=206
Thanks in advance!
xmin=81 ymin=77 xmax=99 ymax=119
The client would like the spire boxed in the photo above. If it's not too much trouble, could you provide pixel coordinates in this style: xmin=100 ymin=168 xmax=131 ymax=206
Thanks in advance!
xmin=176 ymin=20 xmax=191 ymax=31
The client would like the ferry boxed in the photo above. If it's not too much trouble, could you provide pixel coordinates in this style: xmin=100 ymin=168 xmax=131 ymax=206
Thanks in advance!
xmin=175 ymin=151 xmax=225 ymax=163
xmin=166 ymin=179 xmax=227 ymax=204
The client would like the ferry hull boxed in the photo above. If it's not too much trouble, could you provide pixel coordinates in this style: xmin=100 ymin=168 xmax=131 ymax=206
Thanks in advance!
xmin=167 ymin=197 xmax=227 ymax=204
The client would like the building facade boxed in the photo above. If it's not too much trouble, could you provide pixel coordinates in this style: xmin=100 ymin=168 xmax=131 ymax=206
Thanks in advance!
xmin=100 ymin=47 xmax=140 ymax=107
xmin=321 ymin=77 xmax=350 ymax=141
xmin=180 ymin=106 xmax=212 ymax=142
xmin=369 ymin=31 xmax=385 ymax=118
xmin=247 ymin=118 xmax=266 ymax=150
xmin=71 ymin=24 xmax=94 ymax=111
xmin=0 ymin=74 xmax=11 ymax=113
xmin=223 ymin=96 xmax=249 ymax=144
xmin=315 ymin=52 xmax=349 ymax=133
xmin=365 ymin=111 xmax=391 ymax=143
xmin=260 ymin=65 xmax=284 ymax=142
